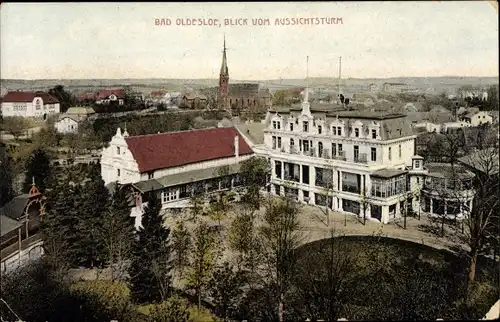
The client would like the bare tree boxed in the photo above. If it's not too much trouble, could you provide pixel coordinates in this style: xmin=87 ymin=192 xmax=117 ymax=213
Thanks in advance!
xmin=260 ymin=195 xmax=306 ymax=322
xmin=458 ymin=148 xmax=499 ymax=287
xmin=291 ymin=229 xmax=355 ymax=321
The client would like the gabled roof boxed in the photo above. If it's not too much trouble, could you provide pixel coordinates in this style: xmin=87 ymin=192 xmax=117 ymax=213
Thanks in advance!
xmin=0 ymin=215 xmax=22 ymax=237
xmin=459 ymin=148 xmax=499 ymax=175
xmin=1 ymin=91 xmax=59 ymax=104
xmin=125 ymin=127 xmax=253 ymax=173
xmin=0 ymin=194 xmax=31 ymax=220
xmin=97 ymin=89 xmax=125 ymax=100
xmin=76 ymin=92 xmax=97 ymax=100
xmin=66 ymin=106 xmax=95 ymax=115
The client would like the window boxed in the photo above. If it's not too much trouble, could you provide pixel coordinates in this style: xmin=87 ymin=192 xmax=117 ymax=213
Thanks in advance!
xmin=303 ymin=121 xmax=309 ymax=132
xmin=332 ymin=127 xmax=337 ymax=135
xmin=277 ymin=137 xmax=282 ymax=148
xmin=275 ymin=161 xmax=282 ymax=179
xmin=273 ymin=121 xmax=277 ymax=129
xmin=398 ymin=144 xmax=402 ymax=158
xmin=371 ymin=129 xmax=377 ymax=139
xmin=354 ymin=145 xmax=359 ymax=160
xmin=337 ymin=127 xmax=342 ymax=136
xmin=290 ymin=123 xmax=294 ymax=131
xmin=355 ymin=128 xmax=359 ymax=137
xmin=117 ymin=169 xmax=121 ymax=177
xmin=415 ymin=160 xmax=421 ymax=168
xmin=318 ymin=142 xmax=323 ymax=156
xmin=148 ymin=172 xmax=154 ymax=179
xmin=332 ymin=143 xmax=337 ymax=156
xmin=417 ymin=177 xmax=420 ymax=184
xmin=117 ymin=147 xmax=121 ymax=155
xmin=162 ymin=189 xmax=178 ymax=203
xmin=318 ymin=125 xmax=322 ymax=134
xmin=303 ymin=140 xmax=310 ymax=152
xmin=388 ymin=147 xmax=392 ymax=160
xmin=272 ymin=136 xmax=277 ymax=149
xmin=277 ymin=122 xmax=281 ymax=130
xmin=371 ymin=147 xmax=377 ymax=161
xmin=290 ymin=138 xmax=294 ymax=147
xmin=338 ymin=144 xmax=343 ymax=154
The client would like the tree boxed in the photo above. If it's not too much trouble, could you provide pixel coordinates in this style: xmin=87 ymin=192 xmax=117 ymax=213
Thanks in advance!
xmin=99 ymin=185 xmax=135 ymax=281
xmin=75 ymin=171 xmax=110 ymax=268
xmin=228 ymin=208 xmax=261 ymax=272
xmin=240 ymin=156 xmax=270 ymax=211
xmin=260 ymin=195 xmax=305 ymax=322
xmin=148 ymin=296 xmax=190 ymax=322
xmin=209 ymin=261 xmax=246 ymax=321
xmin=291 ymin=230 xmax=355 ymax=321
xmin=3 ymin=116 xmax=30 ymax=140
xmin=172 ymin=220 xmax=192 ymax=278
xmin=130 ymin=192 xmax=173 ymax=303
xmin=0 ymin=153 xmax=14 ymax=206
xmin=33 ymin=126 xmax=59 ymax=148
xmin=186 ymin=221 xmax=220 ymax=311
xmin=23 ymin=148 xmax=52 ymax=193
xmin=49 ymin=85 xmax=75 ymax=113
xmin=459 ymin=148 xmax=499 ymax=286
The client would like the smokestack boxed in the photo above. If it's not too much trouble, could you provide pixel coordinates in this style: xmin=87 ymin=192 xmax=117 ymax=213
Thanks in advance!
xmin=234 ymin=136 xmax=239 ymax=158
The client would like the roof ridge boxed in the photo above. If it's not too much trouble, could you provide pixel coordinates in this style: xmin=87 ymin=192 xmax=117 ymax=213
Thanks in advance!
xmin=124 ymin=126 xmax=238 ymax=139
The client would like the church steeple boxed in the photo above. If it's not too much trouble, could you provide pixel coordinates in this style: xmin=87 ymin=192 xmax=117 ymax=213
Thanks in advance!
xmin=220 ymin=35 xmax=229 ymax=75
xmin=218 ymin=34 xmax=229 ymax=110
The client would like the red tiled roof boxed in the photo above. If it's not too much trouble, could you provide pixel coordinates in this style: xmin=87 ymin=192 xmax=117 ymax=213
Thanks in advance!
xmin=125 ymin=127 xmax=254 ymax=172
xmin=1 ymin=91 xmax=59 ymax=104
xmin=97 ymin=89 xmax=125 ymax=100
xmin=76 ymin=92 xmax=97 ymax=100
xmin=151 ymin=90 xmax=166 ymax=97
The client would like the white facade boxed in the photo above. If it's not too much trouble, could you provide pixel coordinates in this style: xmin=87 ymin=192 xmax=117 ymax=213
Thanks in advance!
xmin=55 ymin=117 xmax=79 ymax=134
xmin=263 ymin=90 xmax=418 ymax=224
xmin=467 ymin=111 xmax=493 ymax=127
xmin=100 ymin=128 xmax=253 ymax=186
xmin=1 ymin=96 xmax=60 ymax=118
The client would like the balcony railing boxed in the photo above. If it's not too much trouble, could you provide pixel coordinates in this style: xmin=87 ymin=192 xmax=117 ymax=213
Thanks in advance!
xmin=353 ymin=153 xmax=368 ymax=163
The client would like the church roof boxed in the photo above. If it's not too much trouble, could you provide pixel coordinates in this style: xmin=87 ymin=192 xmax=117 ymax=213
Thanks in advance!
xmin=220 ymin=37 xmax=229 ymax=76
xmin=124 ymin=127 xmax=253 ymax=173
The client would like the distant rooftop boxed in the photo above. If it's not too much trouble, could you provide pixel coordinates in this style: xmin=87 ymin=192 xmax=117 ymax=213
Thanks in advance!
xmin=327 ymin=110 xmax=407 ymax=120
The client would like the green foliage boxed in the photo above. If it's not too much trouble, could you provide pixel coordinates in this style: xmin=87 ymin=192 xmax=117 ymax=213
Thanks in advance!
xmin=23 ymin=148 xmax=52 ymax=193
xmin=186 ymin=221 xmax=220 ymax=310
xmin=208 ymin=261 xmax=246 ymax=321
xmin=49 ymin=85 xmax=75 ymax=113
xmin=74 ymin=170 xmax=110 ymax=267
xmin=70 ymin=280 xmax=133 ymax=320
xmin=33 ymin=126 xmax=59 ymax=148
xmin=98 ymin=185 xmax=136 ymax=281
xmin=0 ymin=153 xmax=14 ymax=206
xmin=239 ymin=156 xmax=270 ymax=210
xmin=172 ymin=220 xmax=192 ymax=277
xmin=3 ymin=116 xmax=31 ymax=139
xmin=130 ymin=192 xmax=173 ymax=303
xmin=227 ymin=209 xmax=261 ymax=272
xmin=147 ymin=296 xmax=191 ymax=322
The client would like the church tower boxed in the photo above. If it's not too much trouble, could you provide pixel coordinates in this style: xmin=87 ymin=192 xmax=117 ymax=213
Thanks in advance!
xmin=218 ymin=35 xmax=229 ymax=110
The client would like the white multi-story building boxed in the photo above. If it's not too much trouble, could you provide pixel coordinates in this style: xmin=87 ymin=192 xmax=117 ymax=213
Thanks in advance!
xmin=1 ymin=91 xmax=60 ymax=119
xmin=261 ymin=89 xmax=420 ymax=224
xmin=100 ymin=127 xmax=254 ymax=229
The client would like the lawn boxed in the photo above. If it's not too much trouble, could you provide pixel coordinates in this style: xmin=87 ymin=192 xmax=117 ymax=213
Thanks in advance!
xmin=283 ymin=236 xmax=499 ymax=321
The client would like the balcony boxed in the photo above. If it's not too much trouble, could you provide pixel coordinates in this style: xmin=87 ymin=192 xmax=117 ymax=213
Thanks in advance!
xmin=353 ymin=153 xmax=368 ymax=164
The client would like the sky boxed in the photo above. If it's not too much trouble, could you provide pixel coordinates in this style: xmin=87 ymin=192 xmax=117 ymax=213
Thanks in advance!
xmin=1 ymin=2 xmax=498 ymax=80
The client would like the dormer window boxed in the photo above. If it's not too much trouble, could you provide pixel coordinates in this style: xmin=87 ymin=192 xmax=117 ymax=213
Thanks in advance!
xmin=277 ymin=122 xmax=281 ymax=130
xmin=337 ymin=127 xmax=342 ymax=136
xmin=354 ymin=128 xmax=359 ymax=137
xmin=117 ymin=147 xmax=121 ymax=155
xmin=332 ymin=127 xmax=337 ymax=135
xmin=290 ymin=123 xmax=294 ymax=131
xmin=318 ymin=125 xmax=322 ymax=134
xmin=273 ymin=121 xmax=277 ymax=129
xmin=303 ymin=121 xmax=309 ymax=132
xmin=371 ymin=129 xmax=377 ymax=139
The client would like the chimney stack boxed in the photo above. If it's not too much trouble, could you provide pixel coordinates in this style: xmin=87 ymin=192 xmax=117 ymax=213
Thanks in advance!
xmin=234 ymin=135 xmax=239 ymax=158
